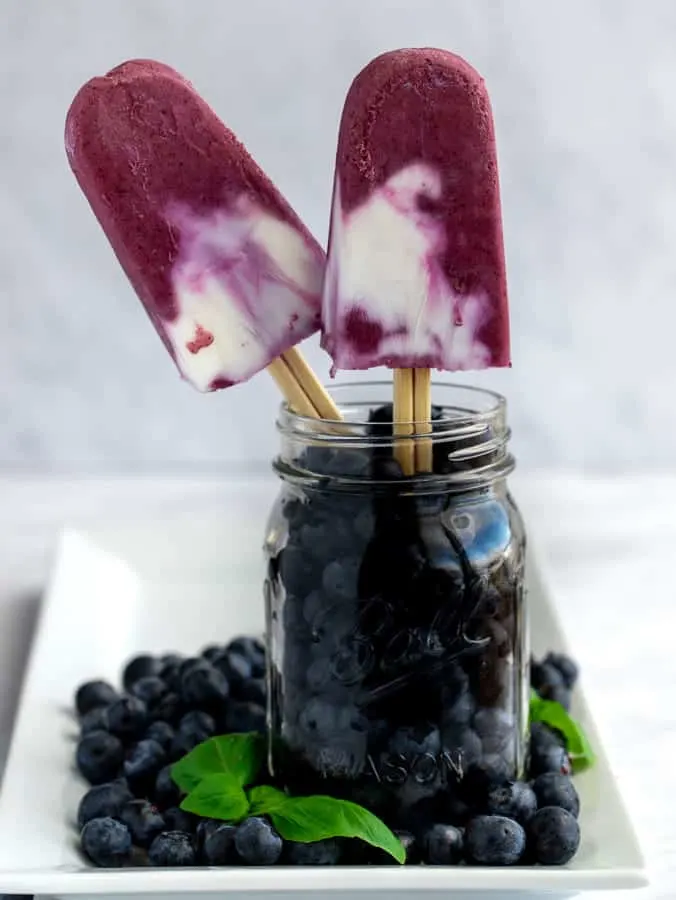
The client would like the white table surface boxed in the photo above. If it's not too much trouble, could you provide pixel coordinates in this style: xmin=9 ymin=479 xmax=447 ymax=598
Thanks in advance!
xmin=0 ymin=471 xmax=673 ymax=899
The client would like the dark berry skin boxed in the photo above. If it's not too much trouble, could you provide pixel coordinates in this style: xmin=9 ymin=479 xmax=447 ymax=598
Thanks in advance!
xmin=150 ymin=692 xmax=185 ymax=726
xmin=541 ymin=683 xmax=572 ymax=710
xmin=216 ymin=651 xmax=252 ymax=692
xmin=80 ymin=706 xmax=109 ymax=735
xmin=201 ymin=822 xmax=238 ymax=864
xmin=130 ymin=676 xmax=168 ymax=707
xmin=486 ymin=781 xmax=537 ymax=824
xmin=531 ymin=662 xmax=565 ymax=695
xmin=532 ymin=773 xmax=580 ymax=817
xmin=235 ymin=817 xmax=283 ymax=865
xmin=543 ymin=652 xmax=579 ymax=690
xmin=237 ymin=678 xmax=266 ymax=706
xmin=148 ymin=831 xmax=196 ymax=866
xmin=154 ymin=765 xmax=181 ymax=809
xmin=81 ymin=816 xmax=132 ymax=867
xmin=528 ymin=806 xmax=580 ymax=865
xmin=529 ymin=743 xmax=571 ymax=778
xmin=122 ymin=655 xmax=160 ymax=692
xmin=77 ymin=780 xmax=133 ymax=829
xmin=424 ymin=824 xmax=464 ymax=865
xmin=123 ymin=739 xmax=167 ymax=786
xmin=178 ymin=710 xmax=215 ymax=743
xmin=104 ymin=696 xmax=148 ymax=740
xmin=76 ymin=731 xmax=124 ymax=785
xmin=466 ymin=815 xmax=526 ymax=866
xmin=180 ymin=664 xmax=229 ymax=710
xmin=284 ymin=838 xmax=341 ymax=865
xmin=75 ymin=680 xmax=118 ymax=717
xmin=145 ymin=720 xmax=175 ymax=751
xmin=119 ymin=799 xmax=165 ymax=848
xmin=163 ymin=806 xmax=199 ymax=834
xmin=225 ymin=701 xmax=266 ymax=734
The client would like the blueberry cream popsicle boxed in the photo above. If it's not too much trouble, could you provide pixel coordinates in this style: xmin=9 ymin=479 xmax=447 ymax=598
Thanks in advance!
xmin=66 ymin=59 xmax=340 ymax=419
xmin=322 ymin=49 xmax=510 ymax=470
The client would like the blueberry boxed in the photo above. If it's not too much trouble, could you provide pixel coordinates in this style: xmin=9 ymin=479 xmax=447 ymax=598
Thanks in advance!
xmin=122 ymin=654 xmax=160 ymax=692
xmin=225 ymin=701 xmax=266 ymax=734
xmin=390 ymin=725 xmax=441 ymax=759
xmin=530 ymin=720 xmax=564 ymax=750
xmin=302 ymin=590 xmax=325 ymax=626
xmin=443 ymin=690 xmax=476 ymax=726
xmin=529 ymin=743 xmax=571 ymax=778
xmin=307 ymin=738 xmax=366 ymax=779
xmin=284 ymin=838 xmax=341 ymax=865
xmin=130 ymin=676 xmax=168 ymax=706
xmin=124 ymin=738 xmax=166 ymax=784
xmin=238 ymin=678 xmax=266 ymax=706
xmin=459 ymin=759 xmax=510 ymax=806
xmin=424 ymin=823 xmax=464 ymax=865
xmin=181 ymin=663 xmax=229 ymax=710
xmin=280 ymin=545 xmax=319 ymax=597
xmin=444 ymin=727 xmax=483 ymax=769
xmin=393 ymin=829 xmax=419 ymax=864
xmin=235 ymin=816 xmax=283 ymax=865
xmin=353 ymin=507 xmax=376 ymax=542
xmin=104 ymin=696 xmax=148 ymax=739
xmin=201 ymin=822 xmax=238 ymax=864
xmin=80 ymin=706 xmax=110 ymax=735
xmin=227 ymin=635 xmax=266 ymax=670
xmin=216 ymin=651 xmax=252 ymax=692
xmin=76 ymin=730 xmax=124 ymax=784
xmin=163 ymin=806 xmax=198 ymax=833
xmin=322 ymin=558 xmax=360 ymax=601
xmin=473 ymin=708 xmax=514 ymax=754
xmin=77 ymin=780 xmax=133 ymax=829
xmin=145 ymin=720 xmax=175 ymax=751
xmin=119 ymin=799 xmax=165 ymax=848
xmin=532 ymin=773 xmax=580 ymax=817
xmin=75 ymin=680 xmax=118 ymax=717
xmin=179 ymin=710 xmax=216 ymax=742
xmin=196 ymin=817 xmax=222 ymax=852
xmin=528 ymin=806 xmax=580 ymax=865
xmin=201 ymin=644 xmax=225 ymax=662
xmin=466 ymin=815 xmax=526 ymax=865
xmin=541 ymin=684 xmax=572 ymax=710
xmin=148 ymin=830 xmax=196 ymax=866
xmin=81 ymin=816 xmax=132 ymax=867
xmin=531 ymin=661 xmax=564 ymax=695
xmin=486 ymin=781 xmax=537 ymax=824
xmin=150 ymin=691 xmax=185 ymax=725
xmin=543 ymin=652 xmax=579 ymax=690
xmin=154 ymin=765 xmax=181 ymax=808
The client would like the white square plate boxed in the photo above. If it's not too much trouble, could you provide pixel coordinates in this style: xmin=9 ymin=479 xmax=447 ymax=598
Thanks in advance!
xmin=0 ymin=511 xmax=646 ymax=897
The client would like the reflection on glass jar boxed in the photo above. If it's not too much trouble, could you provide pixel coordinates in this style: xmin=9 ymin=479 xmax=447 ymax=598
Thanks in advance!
xmin=264 ymin=382 xmax=528 ymax=828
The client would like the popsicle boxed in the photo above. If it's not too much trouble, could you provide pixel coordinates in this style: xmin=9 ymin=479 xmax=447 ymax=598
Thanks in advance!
xmin=65 ymin=59 xmax=340 ymax=419
xmin=321 ymin=49 xmax=510 ymax=471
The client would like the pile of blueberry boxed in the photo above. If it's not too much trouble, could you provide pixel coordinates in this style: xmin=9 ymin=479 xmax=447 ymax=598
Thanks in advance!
xmin=73 ymin=631 xmax=583 ymax=868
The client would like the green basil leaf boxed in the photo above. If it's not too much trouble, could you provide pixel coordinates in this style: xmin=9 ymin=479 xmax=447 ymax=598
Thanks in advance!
xmin=179 ymin=772 xmax=250 ymax=821
xmin=171 ymin=732 xmax=265 ymax=793
xmin=529 ymin=689 xmax=596 ymax=773
xmin=248 ymin=784 xmax=289 ymax=814
xmin=256 ymin=793 xmax=405 ymax=864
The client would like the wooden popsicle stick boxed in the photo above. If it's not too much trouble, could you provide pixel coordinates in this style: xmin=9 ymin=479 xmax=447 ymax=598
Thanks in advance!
xmin=267 ymin=357 xmax=319 ymax=418
xmin=393 ymin=368 xmax=415 ymax=476
xmin=281 ymin=346 xmax=343 ymax=421
xmin=413 ymin=368 xmax=433 ymax=473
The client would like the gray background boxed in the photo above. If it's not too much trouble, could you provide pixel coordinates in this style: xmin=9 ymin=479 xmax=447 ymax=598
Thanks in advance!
xmin=2 ymin=0 xmax=674 ymax=472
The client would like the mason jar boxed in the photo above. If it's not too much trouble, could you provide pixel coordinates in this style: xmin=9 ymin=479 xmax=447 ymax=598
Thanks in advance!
xmin=264 ymin=382 xmax=528 ymax=828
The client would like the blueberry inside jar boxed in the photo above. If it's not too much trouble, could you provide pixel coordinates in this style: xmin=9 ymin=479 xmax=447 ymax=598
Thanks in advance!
xmin=264 ymin=382 xmax=528 ymax=828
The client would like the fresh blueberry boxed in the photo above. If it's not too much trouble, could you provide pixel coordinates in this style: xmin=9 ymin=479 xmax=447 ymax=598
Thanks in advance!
xmin=201 ymin=822 xmax=238 ymax=864
xmin=424 ymin=823 xmax=464 ymax=865
xmin=528 ymin=806 xmax=580 ymax=865
xmin=160 ymin=652 xmax=184 ymax=670
xmin=170 ymin=729 xmax=203 ymax=760
xmin=154 ymin=764 xmax=181 ymax=808
xmin=306 ymin=737 xmax=367 ymax=779
xmin=130 ymin=676 xmax=168 ymax=707
xmin=201 ymin=644 xmax=225 ymax=662
xmin=394 ymin=829 xmax=419 ymax=864
xmin=532 ymin=773 xmax=580 ymax=817
xmin=145 ymin=720 xmax=175 ymax=751
xmin=459 ymin=759 xmax=511 ymax=807
xmin=237 ymin=678 xmax=266 ymax=706
xmin=179 ymin=710 xmax=216 ymax=742
xmin=181 ymin=663 xmax=229 ymax=710
xmin=122 ymin=655 xmax=160 ymax=692
xmin=226 ymin=635 xmax=266 ymax=673
xmin=529 ymin=743 xmax=571 ymax=778
xmin=225 ymin=701 xmax=266 ymax=734
xmin=473 ymin=708 xmax=514 ymax=754
xmin=124 ymin=738 xmax=166 ymax=785
xmin=353 ymin=507 xmax=376 ymax=543
xmin=390 ymin=725 xmax=441 ymax=759
xmin=302 ymin=590 xmax=325 ymax=626
xmin=486 ymin=781 xmax=537 ymax=824
xmin=280 ymin=544 xmax=319 ymax=598
xmin=543 ymin=652 xmax=579 ymax=690
xmin=541 ymin=683 xmax=572 ymax=710
xmin=284 ymin=838 xmax=342 ymax=865
xmin=530 ymin=720 xmax=564 ymax=750
xmin=119 ymin=799 xmax=165 ymax=848
xmin=76 ymin=730 xmax=124 ymax=784
xmin=75 ymin=680 xmax=118 ymax=717
xmin=104 ymin=696 xmax=148 ymax=739
xmin=150 ymin=691 xmax=185 ymax=725
xmin=466 ymin=815 xmax=526 ymax=865
xmin=148 ymin=830 xmax=196 ymax=866
xmin=80 ymin=706 xmax=110 ymax=735
xmin=443 ymin=690 xmax=476 ymax=726
xmin=216 ymin=651 xmax=252 ymax=692
xmin=322 ymin=558 xmax=360 ymax=601
xmin=77 ymin=780 xmax=133 ymax=829
xmin=81 ymin=816 xmax=132 ymax=867
xmin=531 ymin=661 xmax=564 ymax=695
xmin=444 ymin=726 xmax=483 ymax=769
xmin=163 ymin=806 xmax=198 ymax=833
xmin=235 ymin=816 xmax=283 ymax=865
xmin=195 ymin=817 xmax=222 ymax=852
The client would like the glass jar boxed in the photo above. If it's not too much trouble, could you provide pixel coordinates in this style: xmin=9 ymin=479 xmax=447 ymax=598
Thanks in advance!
xmin=264 ymin=382 xmax=527 ymax=829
